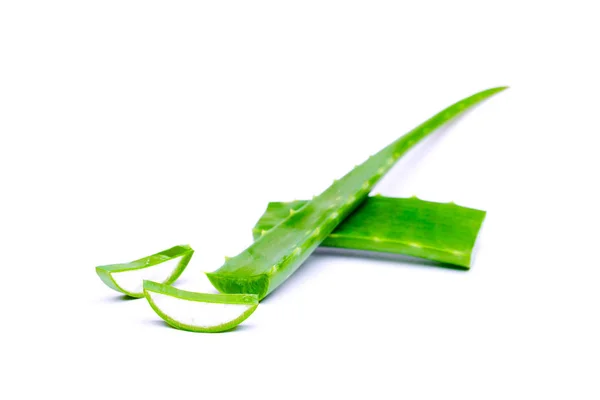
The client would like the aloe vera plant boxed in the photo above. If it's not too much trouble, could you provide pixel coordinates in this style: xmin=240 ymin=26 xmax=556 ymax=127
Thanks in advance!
xmin=207 ymin=87 xmax=506 ymax=299
xmin=143 ymin=281 xmax=259 ymax=333
xmin=96 ymin=245 xmax=194 ymax=298
xmin=254 ymin=196 xmax=486 ymax=268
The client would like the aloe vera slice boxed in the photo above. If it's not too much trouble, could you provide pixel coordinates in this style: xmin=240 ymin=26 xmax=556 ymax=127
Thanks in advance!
xmin=143 ymin=281 xmax=258 ymax=332
xmin=96 ymin=245 xmax=194 ymax=298
xmin=207 ymin=87 xmax=506 ymax=299
xmin=253 ymin=196 xmax=485 ymax=268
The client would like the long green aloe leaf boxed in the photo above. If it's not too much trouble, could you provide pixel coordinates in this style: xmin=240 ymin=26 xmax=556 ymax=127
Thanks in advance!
xmin=253 ymin=196 xmax=486 ymax=268
xmin=207 ymin=87 xmax=506 ymax=299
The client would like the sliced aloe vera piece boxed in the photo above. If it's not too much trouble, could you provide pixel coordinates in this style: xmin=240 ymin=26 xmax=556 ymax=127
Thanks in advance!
xmin=143 ymin=281 xmax=258 ymax=332
xmin=96 ymin=245 xmax=194 ymax=298
xmin=253 ymin=196 xmax=486 ymax=268
xmin=207 ymin=87 xmax=506 ymax=299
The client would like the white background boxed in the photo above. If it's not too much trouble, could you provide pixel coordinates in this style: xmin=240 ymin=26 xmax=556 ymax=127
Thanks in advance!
xmin=1 ymin=1 xmax=599 ymax=399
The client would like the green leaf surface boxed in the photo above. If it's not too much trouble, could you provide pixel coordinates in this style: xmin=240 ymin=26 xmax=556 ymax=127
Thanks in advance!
xmin=253 ymin=196 xmax=486 ymax=268
xmin=207 ymin=87 xmax=507 ymax=299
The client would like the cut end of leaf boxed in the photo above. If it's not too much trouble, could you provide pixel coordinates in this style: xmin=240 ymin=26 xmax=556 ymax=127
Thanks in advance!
xmin=143 ymin=281 xmax=259 ymax=333
xmin=206 ymin=272 xmax=270 ymax=300
xmin=95 ymin=245 xmax=194 ymax=298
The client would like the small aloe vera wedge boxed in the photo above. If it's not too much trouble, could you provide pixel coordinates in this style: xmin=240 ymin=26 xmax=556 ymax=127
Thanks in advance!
xmin=143 ymin=281 xmax=259 ymax=332
xmin=96 ymin=245 xmax=194 ymax=298
xmin=207 ymin=87 xmax=506 ymax=299
xmin=253 ymin=196 xmax=486 ymax=268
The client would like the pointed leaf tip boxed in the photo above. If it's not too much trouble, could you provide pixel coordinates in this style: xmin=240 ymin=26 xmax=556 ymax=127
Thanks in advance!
xmin=485 ymin=86 xmax=509 ymax=95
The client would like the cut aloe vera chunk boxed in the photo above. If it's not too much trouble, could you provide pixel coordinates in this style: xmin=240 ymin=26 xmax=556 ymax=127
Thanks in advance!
xmin=96 ymin=245 xmax=194 ymax=298
xmin=207 ymin=87 xmax=506 ymax=300
xmin=143 ymin=281 xmax=258 ymax=333
xmin=253 ymin=196 xmax=485 ymax=268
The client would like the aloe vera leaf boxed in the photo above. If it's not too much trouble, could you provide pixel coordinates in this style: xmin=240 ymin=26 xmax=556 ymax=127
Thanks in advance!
xmin=207 ymin=87 xmax=507 ymax=299
xmin=253 ymin=196 xmax=486 ymax=268
xmin=143 ymin=281 xmax=258 ymax=333
xmin=96 ymin=245 xmax=194 ymax=298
